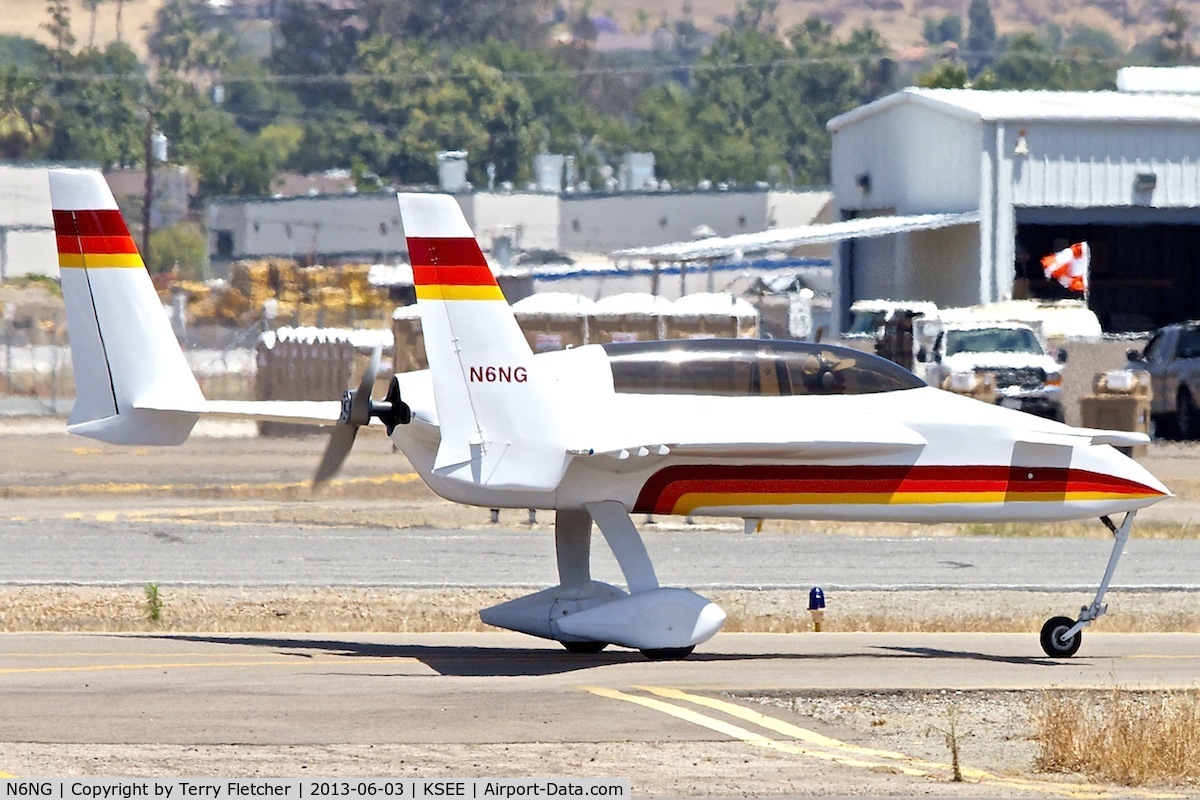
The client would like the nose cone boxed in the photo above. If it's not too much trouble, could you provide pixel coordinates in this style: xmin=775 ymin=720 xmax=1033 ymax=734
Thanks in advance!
xmin=1093 ymin=446 xmax=1172 ymax=507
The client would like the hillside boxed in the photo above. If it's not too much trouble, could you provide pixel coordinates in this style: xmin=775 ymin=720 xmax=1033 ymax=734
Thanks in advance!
xmin=1 ymin=0 xmax=1189 ymax=66
xmin=607 ymin=0 xmax=1184 ymax=52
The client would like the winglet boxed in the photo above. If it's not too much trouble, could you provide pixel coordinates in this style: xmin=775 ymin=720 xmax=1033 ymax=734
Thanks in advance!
xmin=398 ymin=193 xmax=567 ymax=492
xmin=51 ymin=169 xmax=203 ymax=444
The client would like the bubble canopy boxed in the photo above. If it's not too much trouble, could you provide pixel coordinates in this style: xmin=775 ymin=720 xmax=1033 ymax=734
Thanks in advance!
xmin=600 ymin=339 xmax=926 ymax=397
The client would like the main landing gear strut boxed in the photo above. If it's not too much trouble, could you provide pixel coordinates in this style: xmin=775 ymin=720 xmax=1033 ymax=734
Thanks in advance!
xmin=1039 ymin=511 xmax=1136 ymax=658
xmin=479 ymin=501 xmax=726 ymax=659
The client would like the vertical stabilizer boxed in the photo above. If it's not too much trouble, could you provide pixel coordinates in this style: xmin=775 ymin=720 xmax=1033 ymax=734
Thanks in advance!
xmin=50 ymin=169 xmax=202 ymax=444
xmin=398 ymin=193 xmax=566 ymax=491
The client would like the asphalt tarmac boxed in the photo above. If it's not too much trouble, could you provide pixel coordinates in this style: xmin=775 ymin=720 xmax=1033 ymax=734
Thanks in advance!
xmin=4 ymin=426 xmax=1200 ymax=795
xmin=3 ymin=512 xmax=1200 ymax=591
xmin=3 ymin=630 xmax=1200 ymax=797
xmin=5 ymin=630 xmax=1200 ymax=748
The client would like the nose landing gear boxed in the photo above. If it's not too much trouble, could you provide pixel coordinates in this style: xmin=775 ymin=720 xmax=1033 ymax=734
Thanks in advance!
xmin=1039 ymin=511 xmax=1135 ymax=658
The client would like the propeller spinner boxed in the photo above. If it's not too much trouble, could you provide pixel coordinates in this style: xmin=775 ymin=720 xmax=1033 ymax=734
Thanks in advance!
xmin=313 ymin=346 xmax=411 ymax=487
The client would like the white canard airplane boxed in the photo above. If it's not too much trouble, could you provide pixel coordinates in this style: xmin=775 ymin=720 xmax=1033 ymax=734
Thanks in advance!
xmin=49 ymin=168 xmax=1170 ymax=660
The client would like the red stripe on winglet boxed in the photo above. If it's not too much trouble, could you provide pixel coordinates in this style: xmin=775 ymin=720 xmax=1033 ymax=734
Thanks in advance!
xmin=408 ymin=238 xmax=497 ymax=287
xmin=56 ymin=234 xmax=82 ymax=254
xmin=78 ymin=234 xmax=140 ymax=255
xmin=412 ymin=264 xmax=497 ymax=286
xmin=52 ymin=210 xmax=79 ymax=239
xmin=54 ymin=212 xmax=140 ymax=255
xmin=71 ymin=209 xmax=133 ymax=238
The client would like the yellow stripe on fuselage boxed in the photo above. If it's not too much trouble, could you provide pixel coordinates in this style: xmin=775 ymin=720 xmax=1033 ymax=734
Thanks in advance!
xmin=670 ymin=490 xmax=1160 ymax=515
xmin=415 ymin=284 xmax=506 ymax=301
xmin=58 ymin=253 xmax=146 ymax=269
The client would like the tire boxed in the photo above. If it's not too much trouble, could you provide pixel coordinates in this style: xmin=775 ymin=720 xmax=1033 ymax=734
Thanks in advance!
xmin=1177 ymin=391 xmax=1197 ymax=440
xmin=561 ymin=641 xmax=608 ymax=654
xmin=639 ymin=646 xmax=695 ymax=661
xmin=1040 ymin=616 xmax=1082 ymax=658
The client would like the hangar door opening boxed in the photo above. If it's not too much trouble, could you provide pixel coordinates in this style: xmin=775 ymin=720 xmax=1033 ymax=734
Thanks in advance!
xmin=1016 ymin=218 xmax=1200 ymax=333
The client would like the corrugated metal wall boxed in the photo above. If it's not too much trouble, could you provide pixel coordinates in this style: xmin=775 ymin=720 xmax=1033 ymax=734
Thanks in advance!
xmin=832 ymin=103 xmax=981 ymax=215
xmin=1012 ymin=122 xmax=1200 ymax=208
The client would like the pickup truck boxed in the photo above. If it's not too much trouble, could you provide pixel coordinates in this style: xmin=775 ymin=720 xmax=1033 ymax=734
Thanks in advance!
xmin=1126 ymin=321 xmax=1200 ymax=439
xmin=917 ymin=321 xmax=1067 ymax=420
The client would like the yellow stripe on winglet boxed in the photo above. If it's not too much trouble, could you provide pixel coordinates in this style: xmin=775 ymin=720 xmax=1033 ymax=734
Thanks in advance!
xmin=58 ymin=253 xmax=146 ymax=269
xmin=415 ymin=284 xmax=506 ymax=301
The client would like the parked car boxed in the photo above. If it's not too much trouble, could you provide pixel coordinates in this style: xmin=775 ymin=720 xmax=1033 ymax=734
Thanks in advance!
xmin=1126 ymin=321 xmax=1200 ymax=439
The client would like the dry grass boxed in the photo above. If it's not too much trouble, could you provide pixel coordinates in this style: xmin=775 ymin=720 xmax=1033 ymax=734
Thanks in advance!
xmin=3 ymin=586 xmax=1200 ymax=635
xmin=1033 ymin=688 xmax=1200 ymax=786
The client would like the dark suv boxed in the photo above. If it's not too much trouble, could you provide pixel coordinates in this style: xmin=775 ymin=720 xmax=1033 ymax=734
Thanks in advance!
xmin=1127 ymin=322 xmax=1200 ymax=439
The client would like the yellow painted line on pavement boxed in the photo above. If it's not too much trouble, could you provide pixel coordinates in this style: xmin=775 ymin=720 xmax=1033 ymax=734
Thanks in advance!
xmin=643 ymin=687 xmax=1187 ymax=800
xmin=0 ymin=771 xmax=18 ymax=778
xmin=584 ymin=686 xmax=929 ymax=776
xmin=0 ymin=656 xmax=410 ymax=675
xmin=587 ymin=686 xmax=1186 ymax=800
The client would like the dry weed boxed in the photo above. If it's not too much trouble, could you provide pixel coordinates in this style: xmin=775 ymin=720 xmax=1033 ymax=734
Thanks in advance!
xmin=1033 ymin=688 xmax=1200 ymax=786
xmin=3 ymin=586 xmax=1200 ymax=635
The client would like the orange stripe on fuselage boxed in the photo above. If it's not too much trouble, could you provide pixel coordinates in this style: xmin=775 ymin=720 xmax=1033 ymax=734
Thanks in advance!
xmin=633 ymin=464 xmax=1166 ymax=515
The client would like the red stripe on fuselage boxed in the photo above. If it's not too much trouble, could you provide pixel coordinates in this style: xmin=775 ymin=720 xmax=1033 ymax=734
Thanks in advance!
xmin=632 ymin=464 xmax=1157 ymax=515
xmin=408 ymin=238 xmax=496 ymax=286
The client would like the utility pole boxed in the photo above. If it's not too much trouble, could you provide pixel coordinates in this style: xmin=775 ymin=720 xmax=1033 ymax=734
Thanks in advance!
xmin=142 ymin=104 xmax=154 ymax=269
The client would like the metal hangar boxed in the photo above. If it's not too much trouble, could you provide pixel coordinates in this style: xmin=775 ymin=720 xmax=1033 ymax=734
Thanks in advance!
xmin=829 ymin=86 xmax=1200 ymax=332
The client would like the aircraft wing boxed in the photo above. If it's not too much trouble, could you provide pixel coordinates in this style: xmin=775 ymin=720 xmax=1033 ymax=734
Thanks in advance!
xmin=571 ymin=417 xmax=927 ymax=462
xmin=1017 ymin=427 xmax=1151 ymax=448
xmin=138 ymin=399 xmax=343 ymax=427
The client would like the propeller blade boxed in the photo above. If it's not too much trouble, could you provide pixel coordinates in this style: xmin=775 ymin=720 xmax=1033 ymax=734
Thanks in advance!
xmin=312 ymin=345 xmax=382 ymax=488
xmin=313 ymin=423 xmax=359 ymax=488
xmin=347 ymin=345 xmax=381 ymax=427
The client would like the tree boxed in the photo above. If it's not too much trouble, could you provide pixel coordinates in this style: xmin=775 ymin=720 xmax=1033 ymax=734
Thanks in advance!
xmin=1064 ymin=26 xmax=1121 ymax=57
xmin=731 ymin=0 xmax=778 ymax=35
xmin=0 ymin=65 xmax=52 ymax=158
xmin=154 ymin=74 xmax=275 ymax=197
xmin=988 ymin=32 xmax=1067 ymax=89
xmin=42 ymin=0 xmax=76 ymax=73
xmin=916 ymin=60 xmax=969 ymax=88
xmin=361 ymin=0 xmax=551 ymax=50
xmin=220 ymin=57 xmax=303 ymax=134
xmin=1156 ymin=5 xmax=1194 ymax=65
xmin=49 ymin=43 xmax=147 ymax=168
xmin=147 ymin=0 xmax=234 ymax=82
xmin=83 ymin=0 xmax=104 ymax=49
xmin=269 ymin=0 xmax=363 ymax=111
xmin=0 ymin=35 xmax=53 ymax=68
xmin=964 ymin=0 xmax=996 ymax=75
xmin=349 ymin=39 xmax=542 ymax=185
xmin=923 ymin=14 xmax=962 ymax=46
xmin=148 ymin=221 xmax=208 ymax=278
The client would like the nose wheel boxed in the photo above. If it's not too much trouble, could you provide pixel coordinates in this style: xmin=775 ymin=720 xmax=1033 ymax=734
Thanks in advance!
xmin=1040 ymin=616 xmax=1082 ymax=657
xmin=1039 ymin=512 xmax=1135 ymax=658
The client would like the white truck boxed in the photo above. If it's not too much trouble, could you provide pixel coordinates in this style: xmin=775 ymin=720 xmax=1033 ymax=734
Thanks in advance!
xmin=915 ymin=319 xmax=1068 ymax=421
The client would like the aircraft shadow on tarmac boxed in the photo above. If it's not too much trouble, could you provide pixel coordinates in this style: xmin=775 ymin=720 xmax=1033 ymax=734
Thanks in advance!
xmin=137 ymin=635 xmax=1071 ymax=676
xmin=870 ymin=645 xmax=1067 ymax=667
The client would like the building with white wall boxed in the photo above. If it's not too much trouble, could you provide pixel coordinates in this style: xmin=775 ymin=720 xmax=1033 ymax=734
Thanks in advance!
xmin=208 ymin=188 xmax=831 ymax=267
xmin=0 ymin=164 xmax=58 ymax=280
xmin=1 ymin=163 xmax=196 ymax=280
xmin=829 ymin=87 xmax=1200 ymax=332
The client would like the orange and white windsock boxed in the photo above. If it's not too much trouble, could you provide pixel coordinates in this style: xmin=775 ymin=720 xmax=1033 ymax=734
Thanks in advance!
xmin=1041 ymin=242 xmax=1089 ymax=294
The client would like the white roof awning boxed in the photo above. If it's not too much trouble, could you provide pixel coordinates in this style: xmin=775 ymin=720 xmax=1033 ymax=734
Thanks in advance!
xmin=611 ymin=210 xmax=981 ymax=263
